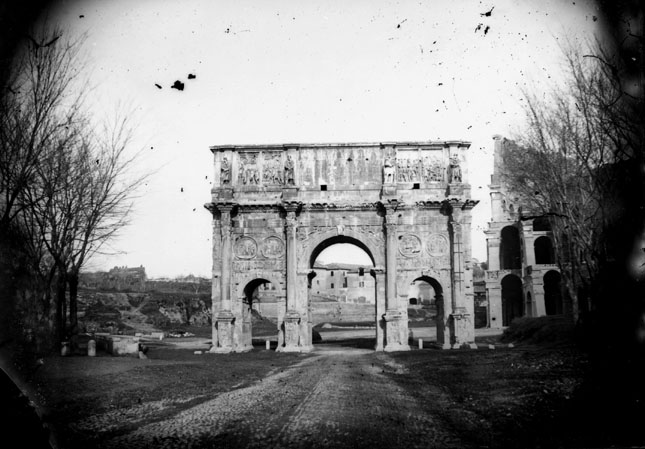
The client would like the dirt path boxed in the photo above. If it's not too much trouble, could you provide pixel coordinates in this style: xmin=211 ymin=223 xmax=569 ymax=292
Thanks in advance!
xmin=93 ymin=346 xmax=463 ymax=449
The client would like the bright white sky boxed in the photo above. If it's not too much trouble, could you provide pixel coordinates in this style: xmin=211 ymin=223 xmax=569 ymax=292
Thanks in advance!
xmin=41 ymin=0 xmax=602 ymax=277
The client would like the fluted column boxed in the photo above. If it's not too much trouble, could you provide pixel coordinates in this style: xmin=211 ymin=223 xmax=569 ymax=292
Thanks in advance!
xmin=210 ymin=205 xmax=235 ymax=353
xmin=372 ymin=269 xmax=386 ymax=351
xmin=383 ymin=209 xmax=409 ymax=352
xmin=385 ymin=211 xmax=398 ymax=311
xmin=449 ymin=220 xmax=474 ymax=348
xmin=281 ymin=207 xmax=301 ymax=352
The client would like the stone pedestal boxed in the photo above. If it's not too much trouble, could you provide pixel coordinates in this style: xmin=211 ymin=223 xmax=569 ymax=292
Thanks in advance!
xmin=382 ymin=185 xmax=397 ymax=196
xmin=450 ymin=307 xmax=476 ymax=349
xmin=280 ymin=310 xmax=302 ymax=352
xmin=282 ymin=186 xmax=299 ymax=201
xmin=210 ymin=311 xmax=235 ymax=353
xmin=384 ymin=310 xmax=410 ymax=352
xmin=448 ymin=183 xmax=464 ymax=196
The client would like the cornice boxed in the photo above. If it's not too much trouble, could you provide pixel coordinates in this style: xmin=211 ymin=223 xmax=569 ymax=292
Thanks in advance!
xmin=210 ymin=140 xmax=472 ymax=153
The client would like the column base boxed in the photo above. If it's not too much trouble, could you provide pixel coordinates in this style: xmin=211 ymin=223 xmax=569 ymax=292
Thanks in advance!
xmin=277 ymin=344 xmax=313 ymax=353
xmin=209 ymin=346 xmax=232 ymax=354
xmin=450 ymin=308 xmax=475 ymax=349
xmin=384 ymin=343 xmax=410 ymax=352
xmin=384 ymin=309 xmax=409 ymax=350
xmin=213 ymin=310 xmax=235 ymax=353
xmin=451 ymin=343 xmax=478 ymax=350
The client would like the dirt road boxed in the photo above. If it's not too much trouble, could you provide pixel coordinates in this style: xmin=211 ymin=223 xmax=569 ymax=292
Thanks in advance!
xmin=90 ymin=346 xmax=463 ymax=449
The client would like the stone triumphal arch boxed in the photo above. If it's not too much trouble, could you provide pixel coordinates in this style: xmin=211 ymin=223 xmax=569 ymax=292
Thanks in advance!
xmin=205 ymin=141 xmax=478 ymax=352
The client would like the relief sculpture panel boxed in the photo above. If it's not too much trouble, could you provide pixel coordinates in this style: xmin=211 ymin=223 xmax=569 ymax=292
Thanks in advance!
xmin=399 ymin=234 xmax=422 ymax=257
xmin=262 ymin=152 xmax=283 ymax=185
xmin=422 ymin=156 xmax=445 ymax=182
xmin=238 ymin=153 xmax=260 ymax=185
xmin=427 ymin=234 xmax=449 ymax=257
xmin=261 ymin=236 xmax=285 ymax=259
xmin=233 ymin=259 xmax=284 ymax=272
xmin=394 ymin=152 xmax=447 ymax=184
xmin=235 ymin=236 xmax=258 ymax=259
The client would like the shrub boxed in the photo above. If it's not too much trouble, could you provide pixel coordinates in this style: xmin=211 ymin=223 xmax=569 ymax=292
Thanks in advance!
xmin=501 ymin=315 xmax=574 ymax=344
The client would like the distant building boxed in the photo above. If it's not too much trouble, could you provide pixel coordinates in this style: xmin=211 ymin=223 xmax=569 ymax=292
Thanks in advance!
xmin=484 ymin=136 xmax=563 ymax=328
xmin=106 ymin=265 xmax=147 ymax=290
xmin=311 ymin=262 xmax=375 ymax=304
xmin=80 ymin=265 xmax=147 ymax=291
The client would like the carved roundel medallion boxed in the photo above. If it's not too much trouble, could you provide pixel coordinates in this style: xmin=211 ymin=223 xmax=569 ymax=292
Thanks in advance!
xmin=427 ymin=234 xmax=449 ymax=257
xmin=399 ymin=234 xmax=422 ymax=258
xmin=235 ymin=237 xmax=258 ymax=259
xmin=261 ymin=236 xmax=285 ymax=259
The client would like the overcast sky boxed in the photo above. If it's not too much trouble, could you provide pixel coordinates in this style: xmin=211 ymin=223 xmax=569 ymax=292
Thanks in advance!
xmin=40 ymin=0 xmax=602 ymax=277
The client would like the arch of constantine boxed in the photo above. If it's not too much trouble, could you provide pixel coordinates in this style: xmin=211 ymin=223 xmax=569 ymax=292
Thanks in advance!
xmin=205 ymin=141 xmax=478 ymax=352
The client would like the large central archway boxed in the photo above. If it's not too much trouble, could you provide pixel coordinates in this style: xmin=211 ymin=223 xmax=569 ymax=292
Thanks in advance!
xmin=308 ymin=237 xmax=377 ymax=348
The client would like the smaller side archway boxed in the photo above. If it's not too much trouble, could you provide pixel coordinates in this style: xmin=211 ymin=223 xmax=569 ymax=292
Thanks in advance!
xmin=543 ymin=270 xmax=563 ymax=315
xmin=408 ymin=276 xmax=445 ymax=344
xmin=534 ymin=236 xmax=555 ymax=264
xmin=501 ymin=274 xmax=523 ymax=326
xmin=239 ymin=278 xmax=280 ymax=348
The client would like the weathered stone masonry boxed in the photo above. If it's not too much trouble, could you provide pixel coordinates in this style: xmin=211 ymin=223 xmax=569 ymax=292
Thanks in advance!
xmin=205 ymin=141 xmax=478 ymax=352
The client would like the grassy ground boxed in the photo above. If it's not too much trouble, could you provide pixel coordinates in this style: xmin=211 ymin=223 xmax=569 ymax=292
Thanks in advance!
xmin=388 ymin=343 xmax=588 ymax=448
xmin=10 ymin=317 xmax=644 ymax=448
xmin=28 ymin=348 xmax=308 ymax=449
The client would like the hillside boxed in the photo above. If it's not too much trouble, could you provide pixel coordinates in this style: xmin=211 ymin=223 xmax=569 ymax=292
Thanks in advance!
xmin=77 ymin=288 xmax=212 ymax=335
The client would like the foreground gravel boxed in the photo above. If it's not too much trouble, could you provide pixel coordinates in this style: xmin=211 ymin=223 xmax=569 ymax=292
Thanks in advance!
xmin=72 ymin=346 xmax=463 ymax=449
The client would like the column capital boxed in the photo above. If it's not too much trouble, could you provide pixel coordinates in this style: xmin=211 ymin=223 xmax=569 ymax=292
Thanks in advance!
xmin=206 ymin=202 xmax=237 ymax=216
xmin=281 ymin=201 xmax=302 ymax=214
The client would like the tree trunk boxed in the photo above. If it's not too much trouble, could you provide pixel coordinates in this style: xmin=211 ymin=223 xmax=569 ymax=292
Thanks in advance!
xmin=68 ymin=272 xmax=79 ymax=335
xmin=55 ymin=274 xmax=67 ymax=344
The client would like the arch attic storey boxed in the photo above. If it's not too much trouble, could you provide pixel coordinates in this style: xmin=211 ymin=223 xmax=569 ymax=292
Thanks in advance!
xmin=205 ymin=141 xmax=479 ymax=352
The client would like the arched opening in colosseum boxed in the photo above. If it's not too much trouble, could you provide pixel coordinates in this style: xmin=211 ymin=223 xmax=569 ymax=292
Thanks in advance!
xmin=501 ymin=274 xmax=523 ymax=326
xmin=534 ymin=236 xmax=555 ymax=265
xmin=543 ymin=270 xmax=563 ymax=315
xmin=308 ymin=237 xmax=376 ymax=347
xmin=500 ymin=226 xmax=521 ymax=269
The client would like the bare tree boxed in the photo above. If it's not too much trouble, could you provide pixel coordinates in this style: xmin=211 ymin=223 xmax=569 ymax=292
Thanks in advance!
xmin=0 ymin=27 xmax=86 ymax=231
xmin=501 ymin=39 xmax=644 ymax=319
xmin=0 ymin=27 xmax=87 ymax=347
xmin=65 ymin=113 xmax=146 ymax=335
xmin=1 ymin=27 xmax=145 ymax=347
